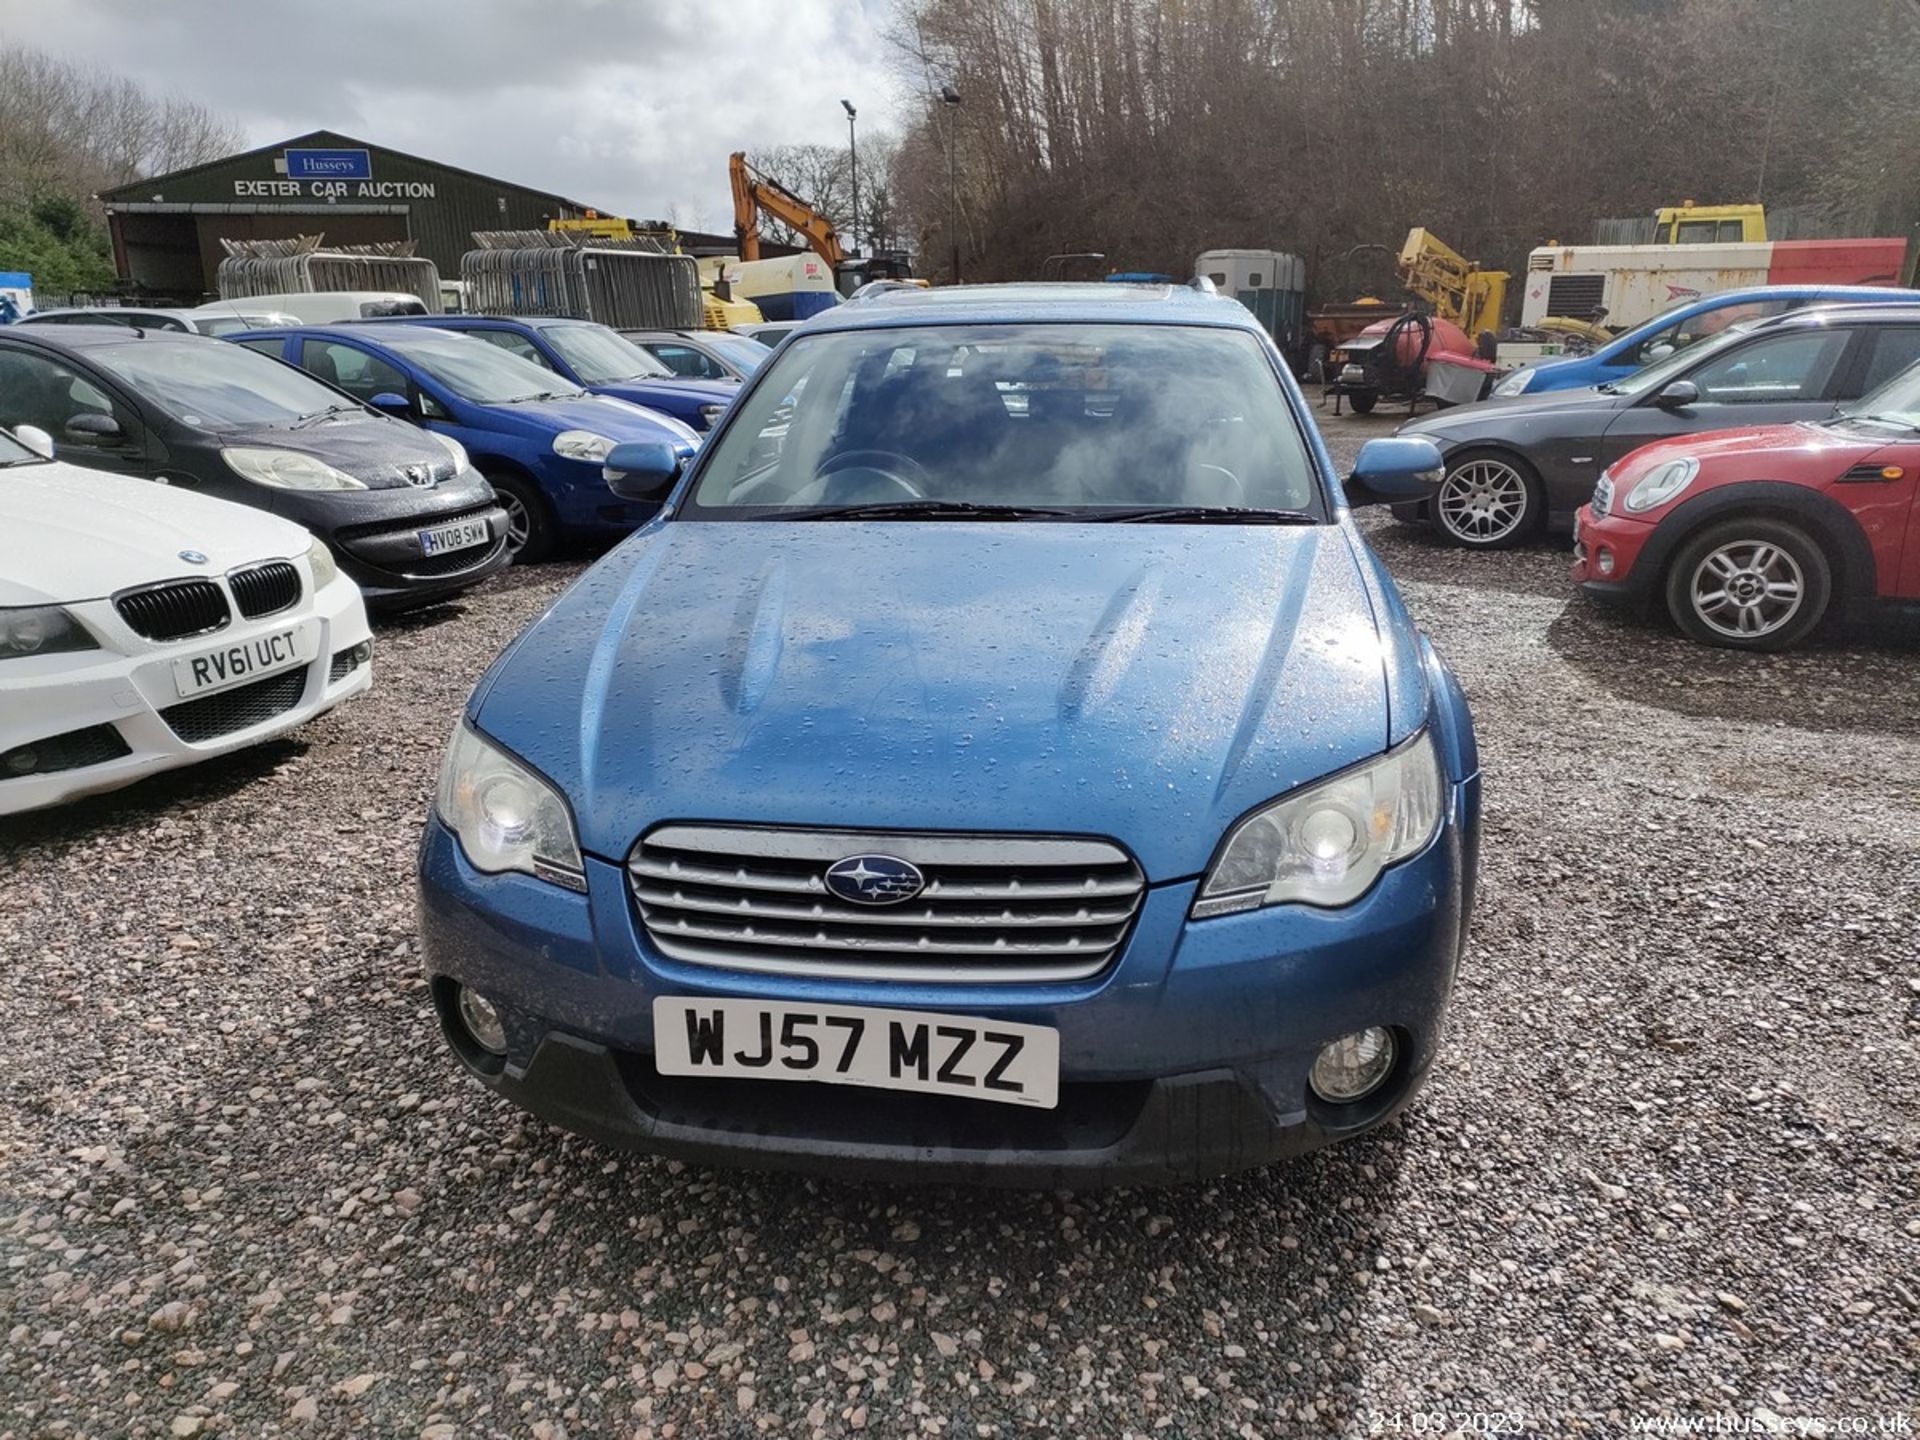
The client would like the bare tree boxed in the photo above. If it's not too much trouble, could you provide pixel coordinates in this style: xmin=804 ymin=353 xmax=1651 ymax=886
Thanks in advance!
xmin=885 ymin=0 xmax=1920 ymax=297
xmin=0 ymin=41 xmax=244 ymax=211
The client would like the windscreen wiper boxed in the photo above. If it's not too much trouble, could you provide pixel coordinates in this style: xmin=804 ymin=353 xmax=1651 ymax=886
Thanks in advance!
xmin=290 ymin=403 xmax=358 ymax=429
xmin=1095 ymin=505 xmax=1322 ymax=524
xmin=776 ymin=499 xmax=1077 ymax=521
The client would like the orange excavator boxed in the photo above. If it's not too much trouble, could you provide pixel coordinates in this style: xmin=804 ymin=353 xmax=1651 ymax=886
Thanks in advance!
xmin=728 ymin=151 xmax=918 ymax=295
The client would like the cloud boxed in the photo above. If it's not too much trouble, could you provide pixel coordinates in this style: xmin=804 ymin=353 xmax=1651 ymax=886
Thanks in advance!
xmin=0 ymin=0 xmax=908 ymax=228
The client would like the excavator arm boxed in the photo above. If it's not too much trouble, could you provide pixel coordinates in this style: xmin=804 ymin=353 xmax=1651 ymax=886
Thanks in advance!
xmin=730 ymin=151 xmax=846 ymax=268
xmin=1397 ymin=227 xmax=1508 ymax=338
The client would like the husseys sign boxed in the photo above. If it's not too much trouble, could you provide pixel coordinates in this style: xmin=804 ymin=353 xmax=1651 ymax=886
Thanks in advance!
xmin=232 ymin=148 xmax=437 ymax=201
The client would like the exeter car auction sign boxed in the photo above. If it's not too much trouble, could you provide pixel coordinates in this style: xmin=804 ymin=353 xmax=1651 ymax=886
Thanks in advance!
xmin=232 ymin=147 xmax=436 ymax=200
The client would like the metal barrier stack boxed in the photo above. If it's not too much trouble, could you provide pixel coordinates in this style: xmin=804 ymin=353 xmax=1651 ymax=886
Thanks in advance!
xmin=216 ymin=237 xmax=443 ymax=311
xmin=462 ymin=231 xmax=702 ymax=331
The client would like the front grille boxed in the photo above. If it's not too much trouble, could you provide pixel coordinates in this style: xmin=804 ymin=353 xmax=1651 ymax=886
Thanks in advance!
xmin=334 ymin=501 xmax=496 ymax=546
xmin=1545 ymin=273 xmax=1606 ymax=319
xmin=402 ymin=533 xmax=507 ymax=577
xmin=115 ymin=579 xmax=229 ymax=642
xmin=227 ymin=561 xmax=301 ymax=619
xmin=160 ymin=668 xmax=307 ymax=744
xmin=1591 ymin=473 xmax=1614 ymax=519
xmin=1 ymin=723 xmax=131 ymax=780
xmin=630 ymin=826 xmax=1146 ymax=983
xmin=334 ymin=503 xmax=504 ymax=579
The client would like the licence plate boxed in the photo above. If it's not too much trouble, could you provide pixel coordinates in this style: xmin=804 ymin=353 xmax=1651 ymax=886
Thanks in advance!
xmin=171 ymin=623 xmax=315 ymax=699
xmin=652 ymin=997 xmax=1060 ymax=1109
xmin=419 ymin=517 xmax=490 ymax=557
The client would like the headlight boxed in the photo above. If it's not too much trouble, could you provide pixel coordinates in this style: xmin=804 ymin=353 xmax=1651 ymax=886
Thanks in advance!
xmin=430 ymin=432 xmax=470 ymax=473
xmin=552 ymin=430 xmax=617 ymax=462
xmin=222 ymin=448 xmax=368 ymax=491
xmin=435 ymin=720 xmax=585 ymax=891
xmin=698 ymin=403 xmax=726 ymax=430
xmin=1194 ymin=730 xmax=1445 ymax=917
xmin=1623 ymin=457 xmax=1699 ymax=513
xmin=0 ymin=605 xmax=98 ymax=659
xmin=1493 ymin=367 xmax=1535 ymax=397
xmin=305 ymin=537 xmax=338 ymax=591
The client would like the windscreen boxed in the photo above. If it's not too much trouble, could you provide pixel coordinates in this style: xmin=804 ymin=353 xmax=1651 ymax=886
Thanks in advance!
xmin=381 ymin=330 xmax=582 ymax=403
xmin=707 ymin=335 xmax=773 ymax=372
xmin=1840 ymin=356 xmax=1920 ymax=428
xmin=1609 ymin=320 xmax=1761 ymax=396
xmin=685 ymin=322 xmax=1322 ymax=517
xmin=543 ymin=323 xmax=673 ymax=382
xmin=91 ymin=339 xmax=356 ymax=427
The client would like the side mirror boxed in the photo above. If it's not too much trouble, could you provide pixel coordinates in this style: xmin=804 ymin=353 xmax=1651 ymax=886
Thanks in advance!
xmin=1654 ymin=379 xmax=1699 ymax=409
xmin=64 ymin=412 xmax=126 ymax=447
xmin=12 ymin=424 xmax=54 ymax=459
xmin=1643 ymin=342 xmax=1676 ymax=363
xmin=603 ymin=440 xmax=682 ymax=502
xmin=1345 ymin=437 xmax=1444 ymax=507
xmin=370 ymin=391 xmax=413 ymax=417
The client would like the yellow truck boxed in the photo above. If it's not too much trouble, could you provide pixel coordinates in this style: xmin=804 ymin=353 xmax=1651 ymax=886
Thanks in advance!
xmin=1651 ymin=202 xmax=1768 ymax=245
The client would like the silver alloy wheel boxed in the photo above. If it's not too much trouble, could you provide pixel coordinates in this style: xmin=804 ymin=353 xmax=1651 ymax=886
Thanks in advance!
xmin=1437 ymin=458 xmax=1530 ymax=544
xmin=1688 ymin=540 xmax=1805 ymax=639
xmin=500 ymin=492 xmax=530 ymax=555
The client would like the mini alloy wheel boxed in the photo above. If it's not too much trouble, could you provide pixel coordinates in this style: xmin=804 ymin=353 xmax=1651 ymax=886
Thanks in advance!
xmin=1664 ymin=518 xmax=1832 ymax=652
xmin=1687 ymin=540 xmax=1805 ymax=640
xmin=1435 ymin=455 xmax=1536 ymax=548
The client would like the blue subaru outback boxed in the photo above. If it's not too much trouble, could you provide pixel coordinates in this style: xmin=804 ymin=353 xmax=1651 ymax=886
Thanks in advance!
xmin=417 ymin=282 xmax=1480 ymax=1186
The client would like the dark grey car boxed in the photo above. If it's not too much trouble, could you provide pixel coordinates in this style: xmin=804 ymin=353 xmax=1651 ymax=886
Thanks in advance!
xmin=1396 ymin=304 xmax=1920 ymax=548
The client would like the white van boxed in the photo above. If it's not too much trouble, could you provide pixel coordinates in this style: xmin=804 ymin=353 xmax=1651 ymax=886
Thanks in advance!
xmin=200 ymin=291 xmax=433 ymax=324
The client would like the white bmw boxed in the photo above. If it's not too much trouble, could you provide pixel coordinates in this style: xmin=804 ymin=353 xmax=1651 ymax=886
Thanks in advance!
xmin=0 ymin=425 xmax=373 ymax=815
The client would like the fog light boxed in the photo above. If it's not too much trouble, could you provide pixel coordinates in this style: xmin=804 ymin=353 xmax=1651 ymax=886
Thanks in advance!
xmin=1310 ymin=1027 xmax=1397 ymax=1103
xmin=1596 ymin=546 xmax=1616 ymax=577
xmin=457 ymin=986 xmax=508 ymax=1055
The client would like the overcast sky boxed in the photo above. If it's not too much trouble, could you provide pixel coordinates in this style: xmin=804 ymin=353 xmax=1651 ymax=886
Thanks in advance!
xmin=0 ymin=0 xmax=909 ymax=229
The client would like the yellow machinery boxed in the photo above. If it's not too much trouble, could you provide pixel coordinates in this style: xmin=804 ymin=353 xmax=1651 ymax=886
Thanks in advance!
xmin=1652 ymin=201 xmax=1767 ymax=245
xmin=730 ymin=152 xmax=849 ymax=267
xmin=546 ymin=213 xmax=763 ymax=330
xmin=729 ymin=152 xmax=918 ymax=293
xmin=1397 ymin=228 xmax=1508 ymax=339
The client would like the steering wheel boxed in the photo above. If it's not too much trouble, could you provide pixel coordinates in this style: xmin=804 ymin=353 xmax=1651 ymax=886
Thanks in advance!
xmin=814 ymin=449 xmax=933 ymax=502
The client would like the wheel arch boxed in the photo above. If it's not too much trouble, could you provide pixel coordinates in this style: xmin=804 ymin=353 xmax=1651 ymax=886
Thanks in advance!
xmin=1640 ymin=482 xmax=1877 ymax=612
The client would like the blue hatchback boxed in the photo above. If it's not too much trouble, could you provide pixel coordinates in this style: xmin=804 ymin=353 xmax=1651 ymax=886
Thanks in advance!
xmin=230 ymin=324 xmax=700 ymax=561
xmin=369 ymin=315 xmax=738 ymax=436
xmin=417 ymin=283 xmax=1481 ymax=1186
xmin=1497 ymin=284 xmax=1920 ymax=396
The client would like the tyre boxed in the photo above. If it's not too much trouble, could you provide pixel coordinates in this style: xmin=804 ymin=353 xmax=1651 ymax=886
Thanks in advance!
xmin=1663 ymin=517 xmax=1832 ymax=651
xmin=1433 ymin=449 xmax=1542 ymax=550
xmin=485 ymin=471 xmax=555 ymax=564
xmin=1347 ymin=389 xmax=1377 ymax=415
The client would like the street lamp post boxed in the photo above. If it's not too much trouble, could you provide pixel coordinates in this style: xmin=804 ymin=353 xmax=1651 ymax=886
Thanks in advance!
xmin=841 ymin=99 xmax=859 ymax=258
xmin=941 ymin=84 xmax=962 ymax=283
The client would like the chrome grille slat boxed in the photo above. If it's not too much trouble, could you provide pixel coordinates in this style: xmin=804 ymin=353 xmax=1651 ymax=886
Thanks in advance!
xmin=627 ymin=853 xmax=1141 ymax=900
xmin=629 ymin=826 xmax=1146 ymax=983
xmin=649 ymin=914 xmax=1129 ymax=956
xmin=631 ymin=882 xmax=1136 ymax=928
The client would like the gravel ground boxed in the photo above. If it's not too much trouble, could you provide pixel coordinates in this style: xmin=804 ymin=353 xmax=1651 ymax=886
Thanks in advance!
xmin=3 ymin=407 xmax=1916 ymax=1438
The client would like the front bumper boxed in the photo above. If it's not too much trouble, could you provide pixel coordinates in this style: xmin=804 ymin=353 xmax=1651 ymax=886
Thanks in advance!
xmin=416 ymin=780 xmax=1478 ymax=1186
xmin=0 ymin=575 xmax=373 ymax=816
xmin=327 ymin=501 xmax=512 ymax=610
xmin=1571 ymin=504 xmax=1659 ymax=604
